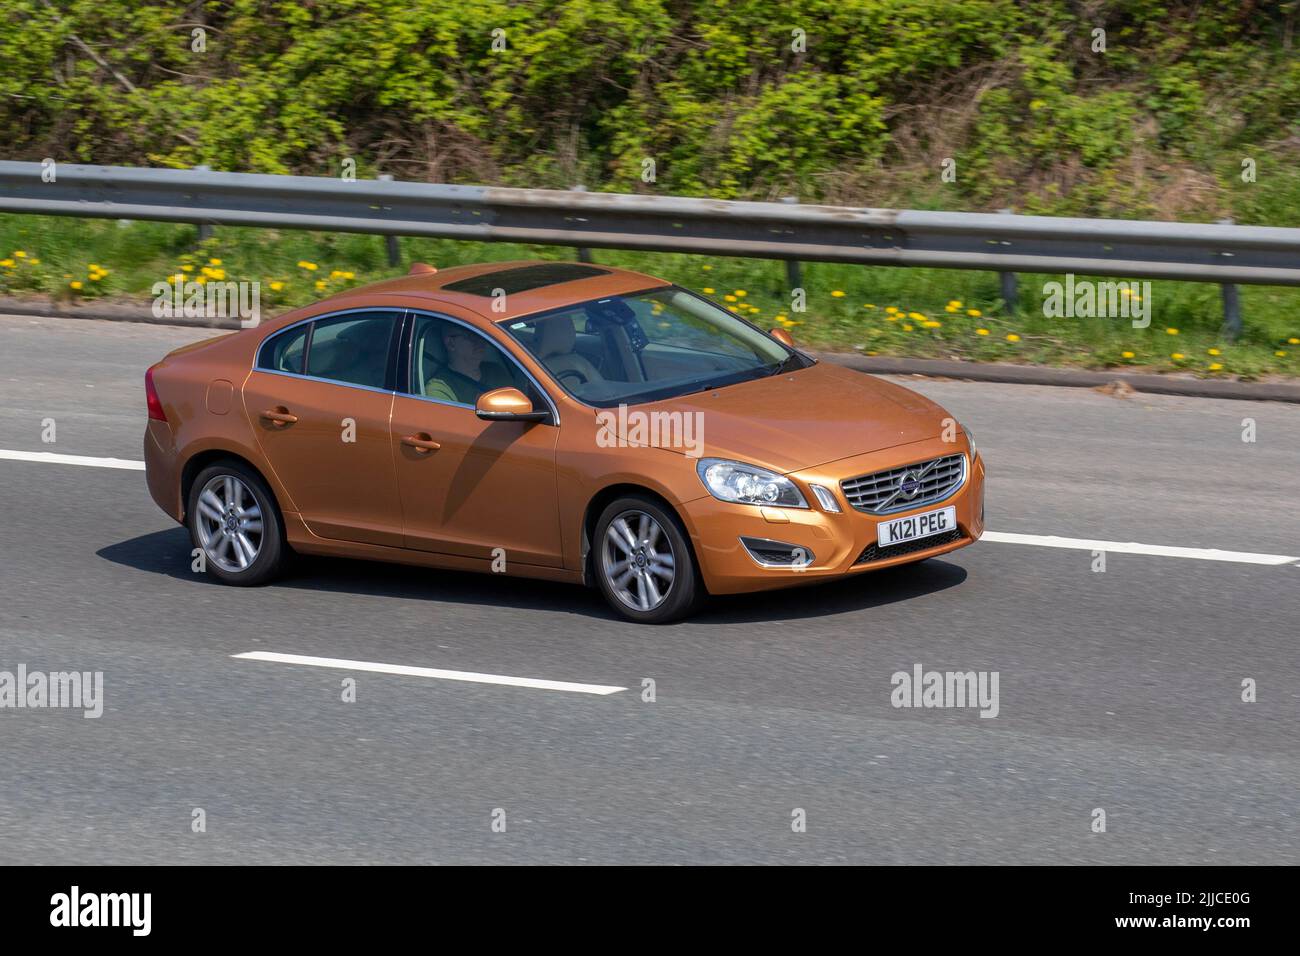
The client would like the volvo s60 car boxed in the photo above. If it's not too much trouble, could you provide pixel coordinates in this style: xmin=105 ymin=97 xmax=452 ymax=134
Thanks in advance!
xmin=143 ymin=260 xmax=984 ymax=622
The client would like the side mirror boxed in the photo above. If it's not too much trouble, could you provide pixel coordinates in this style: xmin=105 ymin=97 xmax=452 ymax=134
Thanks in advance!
xmin=475 ymin=387 xmax=549 ymax=423
xmin=769 ymin=327 xmax=795 ymax=347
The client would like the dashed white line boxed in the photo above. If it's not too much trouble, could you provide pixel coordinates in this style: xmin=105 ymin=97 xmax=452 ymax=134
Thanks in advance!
xmin=980 ymin=531 xmax=1296 ymax=566
xmin=232 ymin=651 xmax=627 ymax=696
xmin=3 ymin=447 xmax=1296 ymax=567
xmin=0 ymin=448 xmax=145 ymax=470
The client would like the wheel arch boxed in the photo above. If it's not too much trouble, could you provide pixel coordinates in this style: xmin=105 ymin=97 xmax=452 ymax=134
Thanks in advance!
xmin=579 ymin=482 xmax=701 ymax=589
xmin=180 ymin=448 xmax=281 ymax=523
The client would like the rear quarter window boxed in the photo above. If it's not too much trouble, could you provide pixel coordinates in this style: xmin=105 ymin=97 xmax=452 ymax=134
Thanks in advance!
xmin=257 ymin=325 xmax=308 ymax=374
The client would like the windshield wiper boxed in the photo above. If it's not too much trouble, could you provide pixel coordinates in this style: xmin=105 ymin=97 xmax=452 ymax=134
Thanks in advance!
xmin=763 ymin=353 xmax=802 ymax=377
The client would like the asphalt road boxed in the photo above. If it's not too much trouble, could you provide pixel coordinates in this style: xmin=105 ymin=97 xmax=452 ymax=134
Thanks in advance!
xmin=0 ymin=313 xmax=1297 ymax=864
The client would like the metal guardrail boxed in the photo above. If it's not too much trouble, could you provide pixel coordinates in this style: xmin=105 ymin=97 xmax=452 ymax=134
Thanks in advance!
xmin=2 ymin=161 xmax=1299 ymax=334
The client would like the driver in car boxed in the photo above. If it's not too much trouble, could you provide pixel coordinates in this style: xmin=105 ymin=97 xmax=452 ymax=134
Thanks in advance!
xmin=426 ymin=325 xmax=510 ymax=404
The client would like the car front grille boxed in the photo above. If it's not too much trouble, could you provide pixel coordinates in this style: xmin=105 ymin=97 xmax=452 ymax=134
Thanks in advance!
xmin=840 ymin=453 xmax=966 ymax=515
xmin=854 ymin=528 xmax=965 ymax=566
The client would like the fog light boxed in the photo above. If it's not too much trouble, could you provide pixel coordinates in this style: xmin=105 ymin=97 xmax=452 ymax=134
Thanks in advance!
xmin=740 ymin=537 xmax=815 ymax=569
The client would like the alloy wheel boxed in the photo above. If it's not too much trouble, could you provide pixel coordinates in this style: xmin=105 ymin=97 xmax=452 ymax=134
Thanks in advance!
xmin=602 ymin=510 xmax=676 ymax=612
xmin=195 ymin=474 xmax=264 ymax=573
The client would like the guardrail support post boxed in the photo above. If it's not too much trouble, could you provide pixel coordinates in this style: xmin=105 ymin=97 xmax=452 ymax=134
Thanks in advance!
xmin=781 ymin=196 xmax=803 ymax=293
xmin=572 ymin=185 xmax=593 ymax=263
xmin=999 ymin=271 xmax=1018 ymax=316
xmin=1218 ymin=219 xmax=1242 ymax=341
xmin=378 ymin=175 xmax=401 ymax=267
xmin=997 ymin=208 xmax=1017 ymax=315
xmin=193 ymin=165 xmax=213 ymax=243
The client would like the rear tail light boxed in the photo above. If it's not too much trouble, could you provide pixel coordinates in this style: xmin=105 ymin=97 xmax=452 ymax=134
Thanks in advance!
xmin=145 ymin=367 xmax=167 ymax=422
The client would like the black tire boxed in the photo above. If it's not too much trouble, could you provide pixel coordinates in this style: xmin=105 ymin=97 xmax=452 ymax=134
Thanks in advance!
xmin=593 ymin=494 xmax=703 ymax=624
xmin=186 ymin=459 xmax=287 ymax=586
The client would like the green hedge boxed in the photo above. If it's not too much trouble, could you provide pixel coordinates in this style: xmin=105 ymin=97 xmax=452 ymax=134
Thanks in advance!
xmin=3 ymin=1 xmax=1300 ymax=222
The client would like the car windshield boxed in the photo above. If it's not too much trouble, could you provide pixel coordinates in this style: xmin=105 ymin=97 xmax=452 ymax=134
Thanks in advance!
xmin=500 ymin=286 xmax=811 ymax=407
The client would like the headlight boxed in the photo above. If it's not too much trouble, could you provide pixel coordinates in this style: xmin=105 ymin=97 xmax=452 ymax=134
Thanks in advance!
xmin=696 ymin=458 xmax=808 ymax=508
xmin=961 ymin=424 xmax=977 ymax=460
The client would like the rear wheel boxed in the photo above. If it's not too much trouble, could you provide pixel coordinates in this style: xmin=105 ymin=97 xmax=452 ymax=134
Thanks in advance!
xmin=594 ymin=495 xmax=702 ymax=624
xmin=187 ymin=460 xmax=287 ymax=586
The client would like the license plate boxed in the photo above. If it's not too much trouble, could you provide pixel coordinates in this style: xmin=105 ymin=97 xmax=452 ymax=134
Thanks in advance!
xmin=877 ymin=506 xmax=957 ymax=548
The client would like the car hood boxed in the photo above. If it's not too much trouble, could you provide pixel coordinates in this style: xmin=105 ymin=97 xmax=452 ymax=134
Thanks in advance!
xmin=637 ymin=361 xmax=952 ymax=473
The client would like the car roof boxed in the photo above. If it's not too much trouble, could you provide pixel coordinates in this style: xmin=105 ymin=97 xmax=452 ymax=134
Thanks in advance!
xmin=337 ymin=259 xmax=671 ymax=322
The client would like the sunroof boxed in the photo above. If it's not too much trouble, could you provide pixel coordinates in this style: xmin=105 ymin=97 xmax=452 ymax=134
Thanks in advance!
xmin=442 ymin=263 xmax=610 ymax=297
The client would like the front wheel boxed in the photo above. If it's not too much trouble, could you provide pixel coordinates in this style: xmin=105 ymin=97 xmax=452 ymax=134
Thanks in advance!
xmin=594 ymin=495 xmax=702 ymax=623
xmin=187 ymin=460 xmax=287 ymax=586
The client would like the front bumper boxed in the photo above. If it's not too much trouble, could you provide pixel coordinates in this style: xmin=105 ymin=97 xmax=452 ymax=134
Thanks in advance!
xmin=682 ymin=438 xmax=985 ymax=595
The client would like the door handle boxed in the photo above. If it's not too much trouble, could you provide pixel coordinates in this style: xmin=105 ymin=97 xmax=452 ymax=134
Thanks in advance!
xmin=260 ymin=408 xmax=298 ymax=425
xmin=401 ymin=433 xmax=441 ymax=453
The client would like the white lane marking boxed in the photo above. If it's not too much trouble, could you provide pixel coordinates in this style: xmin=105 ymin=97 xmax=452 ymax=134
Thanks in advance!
xmin=0 ymin=449 xmax=145 ymax=470
xmin=981 ymin=531 xmax=1297 ymax=566
xmin=2 ymin=448 xmax=1295 ymax=567
xmin=232 ymin=651 xmax=627 ymax=696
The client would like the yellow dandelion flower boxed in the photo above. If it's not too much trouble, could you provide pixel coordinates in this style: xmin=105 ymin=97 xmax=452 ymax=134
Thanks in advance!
xmin=903 ymin=324 xmax=914 ymax=331
xmin=1207 ymin=348 xmax=1221 ymax=356
xmin=28 ymin=258 xmax=40 ymax=265
xmin=314 ymin=280 xmax=327 ymax=290
xmin=1276 ymin=350 xmax=1288 ymax=357
xmin=701 ymin=264 xmax=712 ymax=271
xmin=724 ymin=294 xmax=737 ymax=302
xmin=1208 ymin=363 xmax=1223 ymax=371
xmin=923 ymin=320 xmax=942 ymax=328
xmin=330 ymin=270 xmax=346 ymax=279
xmin=269 ymin=281 xmax=284 ymax=292
xmin=908 ymin=312 xmax=925 ymax=321
xmin=1288 ymin=337 xmax=1299 ymax=345
xmin=967 ymin=309 xmax=981 ymax=317
xmin=830 ymin=290 xmax=845 ymax=298
xmin=885 ymin=306 xmax=898 ymax=314
xmin=69 ymin=281 xmax=82 ymax=290
xmin=1121 ymin=351 xmax=1135 ymax=359
xmin=863 ymin=304 xmax=876 ymax=310
xmin=734 ymin=290 xmax=747 ymax=298
xmin=947 ymin=300 xmax=962 ymax=308
xmin=195 ymin=276 xmax=208 ymax=285
xmin=1171 ymin=352 xmax=1185 ymax=360
xmin=0 ymin=259 xmax=13 ymax=268
xmin=181 ymin=265 xmax=194 ymax=273
xmin=15 ymin=251 xmax=27 ymax=258
xmin=702 ymin=287 xmax=715 ymax=294
xmin=342 ymin=271 xmax=355 ymax=280
xmin=976 ymin=328 xmax=990 ymax=336
xmin=1006 ymin=333 xmax=1021 ymax=343
xmin=208 ymin=258 xmax=223 ymax=266
xmin=1165 ymin=327 xmax=1179 ymax=335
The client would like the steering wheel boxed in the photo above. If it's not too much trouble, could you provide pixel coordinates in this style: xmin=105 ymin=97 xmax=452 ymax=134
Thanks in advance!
xmin=558 ymin=369 xmax=588 ymax=386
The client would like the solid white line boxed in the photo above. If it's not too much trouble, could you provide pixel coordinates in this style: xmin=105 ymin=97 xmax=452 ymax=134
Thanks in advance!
xmin=981 ymin=531 xmax=1297 ymax=566
xmin=0 ymin=449 xmax=145 ymax=470
xmin=232 ymin=651 xmax=627 ymax=696
xmin=1 ymin=447 xmax=1294 ymax=567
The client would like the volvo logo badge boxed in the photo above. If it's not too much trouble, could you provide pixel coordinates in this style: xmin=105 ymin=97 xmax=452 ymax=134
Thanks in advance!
xmin=898 ymin=472 xmax=921 ymax=498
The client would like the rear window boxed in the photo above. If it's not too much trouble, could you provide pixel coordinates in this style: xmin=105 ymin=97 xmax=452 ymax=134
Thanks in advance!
xmin=442 ymin=263 xmax=609 ymax=297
